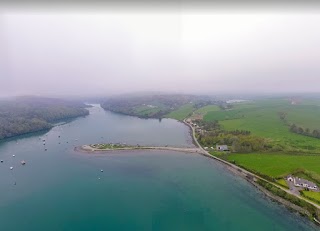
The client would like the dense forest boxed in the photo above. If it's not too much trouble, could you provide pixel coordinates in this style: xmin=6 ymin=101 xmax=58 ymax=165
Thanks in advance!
xmin=0 ymin=96 xmax=89 ymax=140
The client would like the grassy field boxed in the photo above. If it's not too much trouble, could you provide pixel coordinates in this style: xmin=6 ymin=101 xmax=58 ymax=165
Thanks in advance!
xmin=133 ymin=105 xmax=162 ymax=117
xmin=195 ymin=105 xmax=220 ymax=115
xmin=301 ymin=191 xmax=320 ymax=205
xmin=227 ymin=153 xmax=320 ymax=178
xmin=285 ymin=105 xmax=320 ymax=130
xmin=276 ymin=179 xmax=289 ymax=188
xmin=204 ymin=99 xmax=320 ymax=152
xmin=204 ymin=109 xmax=243 ymax=121
xmin=165 ymin=104 xmax=194 ymax=120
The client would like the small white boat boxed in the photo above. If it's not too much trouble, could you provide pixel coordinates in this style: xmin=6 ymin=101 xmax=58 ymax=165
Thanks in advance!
xmin=10 ymin=167 xmax=13 ymax=170
xmin=100 ymin=169 xmax=104 ymax=172
xmin=12 ymin=155 xmax=15 ymax=157
xmin=21 ymin=160 xmax=26 ymax=165
xmin=0 ymin=160 xmax=3 ymax=163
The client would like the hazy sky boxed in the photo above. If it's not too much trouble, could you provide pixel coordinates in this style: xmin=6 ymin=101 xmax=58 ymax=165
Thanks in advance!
xmin=1 ymin=7 xmax=320 ymax=96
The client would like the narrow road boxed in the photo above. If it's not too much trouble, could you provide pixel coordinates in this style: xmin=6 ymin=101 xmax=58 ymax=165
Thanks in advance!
xmin=183 ymin=119 xmax=320 ymax=210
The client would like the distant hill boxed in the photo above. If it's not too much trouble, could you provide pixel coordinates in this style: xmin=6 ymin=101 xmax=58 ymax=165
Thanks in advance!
xmin=0 ymin=96 xmax=89 ymax=140
xmin=100 ymin=94 xmax=221 ymax=119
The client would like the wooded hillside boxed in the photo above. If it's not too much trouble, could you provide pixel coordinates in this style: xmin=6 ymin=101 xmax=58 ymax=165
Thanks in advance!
xmin=0 ymin=96 xmax=89 ymax=139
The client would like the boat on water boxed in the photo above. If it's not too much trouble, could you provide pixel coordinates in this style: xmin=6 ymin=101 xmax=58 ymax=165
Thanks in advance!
xmin=21 ymin=160 xmax=26 ymax=165
xmin=10 ymin=167 xmax=13 ymax=170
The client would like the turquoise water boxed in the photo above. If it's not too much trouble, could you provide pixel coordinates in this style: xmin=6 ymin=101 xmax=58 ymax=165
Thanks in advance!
xmin=0 ymin=105 xmax=318 ymax=231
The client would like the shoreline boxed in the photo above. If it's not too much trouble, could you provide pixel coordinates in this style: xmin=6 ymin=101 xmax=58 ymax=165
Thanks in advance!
xmin=74 ymin=111 xmax=320 ymax=224
xmin=182 ymin=118 xmax=320 ymax=224
xmin=0 ymin=114 xmax=89 ymax=142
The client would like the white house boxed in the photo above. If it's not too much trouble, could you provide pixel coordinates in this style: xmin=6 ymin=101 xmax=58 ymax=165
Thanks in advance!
xmin=287 ymin=175 xmax=294 ymax=182
xmin=216 ymin=145 xmax=229 ymax=151
xmin=286 ymin=175 xmax=318 ymax=191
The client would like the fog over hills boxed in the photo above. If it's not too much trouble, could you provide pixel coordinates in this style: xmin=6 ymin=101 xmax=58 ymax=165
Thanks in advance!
xmin=1 ymin=5 xmax=320 ymax=97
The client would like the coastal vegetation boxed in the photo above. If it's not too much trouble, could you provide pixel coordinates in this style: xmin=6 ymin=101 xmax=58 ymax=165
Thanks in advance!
xmin=0 ymin=96 xmax=89 ymax=140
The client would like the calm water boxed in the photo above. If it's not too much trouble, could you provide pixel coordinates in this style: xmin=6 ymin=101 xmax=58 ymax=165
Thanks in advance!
xmin=0 ymin=105 xmax=318 ymax=231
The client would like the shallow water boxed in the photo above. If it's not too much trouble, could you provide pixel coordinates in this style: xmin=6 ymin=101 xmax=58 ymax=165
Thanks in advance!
xmin=0 ymin=105 xmax=318 ymax=231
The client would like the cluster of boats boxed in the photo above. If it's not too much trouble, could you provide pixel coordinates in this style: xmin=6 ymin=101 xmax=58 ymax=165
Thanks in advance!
xmin=0 ymin=156 xmax=26 ymax=170
xmin=1 ymin=132 xmax=103 ymax=184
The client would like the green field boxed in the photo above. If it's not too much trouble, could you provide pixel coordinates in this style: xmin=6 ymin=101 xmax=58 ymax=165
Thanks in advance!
xmin=227 ymin=153 xmax=320 ymax=178
xmin=165 ymin=104 xmax=194 ymax=120
xmin=204 ymin=99 xmax=320 ymax=153
xmin=194 ymin=105 xmax=220 ymax=115
xmin=133 ymin=105 xmax=162 ymax=117
xmin=285 ymin=105 xmax=320 ymax=130
xmin=301 ymin=191 xmax=320 ymax=205
xmin=204 ymin=109 xmax=244 ymax=121
xmin=276 ymin=179 xmax=289 ymax=188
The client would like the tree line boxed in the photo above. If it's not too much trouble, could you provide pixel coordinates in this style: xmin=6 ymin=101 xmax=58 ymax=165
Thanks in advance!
xmin=278 ymin=111 xmax=320 ymax=139
xmin=290 ymin=124 xmax=320 ymax=139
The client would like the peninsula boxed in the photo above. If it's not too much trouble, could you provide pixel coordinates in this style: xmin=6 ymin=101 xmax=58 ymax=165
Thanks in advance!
xmin=77 ymin=143 xmax=203 ymax=154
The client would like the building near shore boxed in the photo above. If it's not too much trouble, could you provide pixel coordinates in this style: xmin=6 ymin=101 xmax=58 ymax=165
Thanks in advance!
xmin=286 ymin=175 xmax=318 ymax=191
xmin=216 ymin=145 xmax=229 ymax=151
